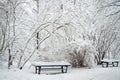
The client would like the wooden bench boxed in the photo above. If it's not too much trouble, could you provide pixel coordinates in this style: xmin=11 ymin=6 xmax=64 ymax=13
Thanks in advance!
xmin=32 ymin=62 xmax=71 ymax=74
xmin=101 ymin=59 xmax=119 ymax=67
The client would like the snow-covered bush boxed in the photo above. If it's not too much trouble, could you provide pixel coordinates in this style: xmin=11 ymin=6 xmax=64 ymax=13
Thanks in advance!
xmin=56 ymin=40 xmax=97 ymax=68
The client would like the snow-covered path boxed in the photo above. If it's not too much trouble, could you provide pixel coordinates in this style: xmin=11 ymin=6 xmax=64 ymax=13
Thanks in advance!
xmin=0 ymin=66 xmax=120 ymax=80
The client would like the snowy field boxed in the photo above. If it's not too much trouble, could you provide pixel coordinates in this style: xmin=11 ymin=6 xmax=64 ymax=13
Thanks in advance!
xmin=0 ymin=65 xmax=120 ymax=80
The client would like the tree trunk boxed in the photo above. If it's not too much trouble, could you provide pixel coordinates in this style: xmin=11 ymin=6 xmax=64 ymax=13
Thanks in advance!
xmin=8 ymin=49 xmax=12 ymax=69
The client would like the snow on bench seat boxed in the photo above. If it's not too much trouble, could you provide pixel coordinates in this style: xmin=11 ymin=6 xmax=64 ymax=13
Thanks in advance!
xmin=32 ymin=61 xmax=71 ymax=66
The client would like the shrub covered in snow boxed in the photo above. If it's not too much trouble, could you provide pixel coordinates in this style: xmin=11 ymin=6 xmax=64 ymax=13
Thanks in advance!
xmin=55 ymin=40 xmax=97 ymax=68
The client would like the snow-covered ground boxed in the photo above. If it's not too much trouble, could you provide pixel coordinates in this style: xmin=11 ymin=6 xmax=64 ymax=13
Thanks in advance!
xmin=0 ymin=65 xmax=120 ymax=80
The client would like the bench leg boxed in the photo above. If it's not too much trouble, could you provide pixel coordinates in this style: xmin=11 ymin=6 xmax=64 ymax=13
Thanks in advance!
xmin=38 ymin=66 xmax=41 ymax=74
xmin=65 ymin=66 xmax=68 ymax=73
xmin=35 ymin=66 xmax=37 ymax=74
xmin=61 ymin=66 xmax=68 ymax=73
xmin=61 ymin=66 xmax=64 ymax=73
xmin=116 ymin=62 xmax=119 ymax=67
xmin=106 ymin=62 xmax=108 ymax=67
xmin=112 ymin=62 xmax=114 ymax=67
xmin=102 ymin=63 xmax=104 ymax=67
